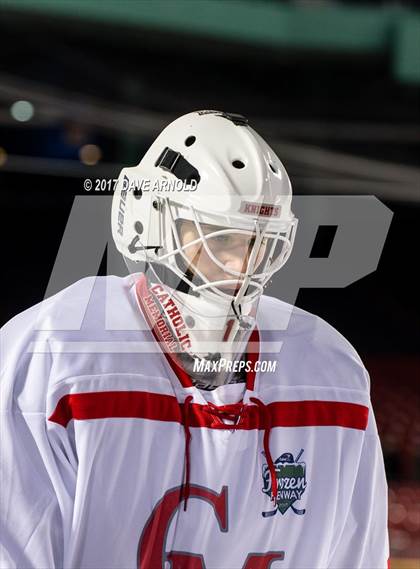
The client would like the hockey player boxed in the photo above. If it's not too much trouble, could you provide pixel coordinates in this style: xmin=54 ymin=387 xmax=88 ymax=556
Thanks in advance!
xmin=0 ymin=110 xmax=389 ymax=568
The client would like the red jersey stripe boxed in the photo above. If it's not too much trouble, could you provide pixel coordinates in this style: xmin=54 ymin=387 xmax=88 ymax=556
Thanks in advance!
xmin=49 ymin=391 xmax=368 ymax=431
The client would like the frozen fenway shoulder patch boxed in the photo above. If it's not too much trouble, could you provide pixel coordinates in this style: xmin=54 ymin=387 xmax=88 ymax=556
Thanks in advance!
xmin=262 ymin=449 xmax=307 ymax=517
xmin=240 ymin=201 xmax=281 ymax=217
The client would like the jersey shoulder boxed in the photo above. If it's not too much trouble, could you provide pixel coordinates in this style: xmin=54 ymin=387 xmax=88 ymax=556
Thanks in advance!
xmin=1 ymin=275 xmax=149 ymax=410
xmin=1 ymin=274 xmax=140 ymax=338
xmin=1 ymin=276 xmax=131 ymax=339
xmin=258 ymin=294 xmax=370 ymax=393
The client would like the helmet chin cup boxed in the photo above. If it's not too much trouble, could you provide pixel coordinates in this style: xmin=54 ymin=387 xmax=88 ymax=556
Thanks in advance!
xmin=132 ymin=262 xmax=258 ymax=362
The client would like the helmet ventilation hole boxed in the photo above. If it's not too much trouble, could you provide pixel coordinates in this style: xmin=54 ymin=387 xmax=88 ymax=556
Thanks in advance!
xmin=269 ymin=163 xmax=277 ymax=173
xmin=185 ymin=136 xmax=196 ymax=147
xmin=133 ymin=187 xmax=142 ymax=199
xmin=232 ymin=160 xmax=245 ymax=169
xmin=134 ymin=221 xmax=143 ymax=234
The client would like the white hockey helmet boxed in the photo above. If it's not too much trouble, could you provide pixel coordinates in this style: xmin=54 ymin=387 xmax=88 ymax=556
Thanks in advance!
xmin=112 ymin=110 xmax=297 ymax=312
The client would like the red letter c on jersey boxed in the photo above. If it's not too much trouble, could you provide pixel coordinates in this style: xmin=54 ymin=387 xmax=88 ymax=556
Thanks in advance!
xmin=138 ymin=484 xmax=284 ymax=568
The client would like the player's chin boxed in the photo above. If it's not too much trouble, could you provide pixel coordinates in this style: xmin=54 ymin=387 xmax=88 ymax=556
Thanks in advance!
xmin=216 ymin=282 xmax=242 ymax=294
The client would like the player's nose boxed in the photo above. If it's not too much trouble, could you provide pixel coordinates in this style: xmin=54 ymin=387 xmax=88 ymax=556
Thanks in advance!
xmin=223 ymin=253 xmax=249 ymax=274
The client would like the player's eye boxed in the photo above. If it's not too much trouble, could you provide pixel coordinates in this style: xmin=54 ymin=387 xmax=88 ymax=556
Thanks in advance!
xmin=214 ymin=234 xmax=231 ymax=244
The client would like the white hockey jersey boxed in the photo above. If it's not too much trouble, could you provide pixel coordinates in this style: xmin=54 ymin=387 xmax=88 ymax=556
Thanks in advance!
xmin=0 ymin=274 xmax=389 ymax=569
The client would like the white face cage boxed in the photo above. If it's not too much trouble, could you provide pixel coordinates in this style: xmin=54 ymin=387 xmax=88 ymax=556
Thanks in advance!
xmin=149 ymin=196 xmax=298 ymax=309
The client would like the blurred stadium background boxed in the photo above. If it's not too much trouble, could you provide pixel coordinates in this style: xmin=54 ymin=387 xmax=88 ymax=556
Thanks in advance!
xmin=0 ymin=1 xmax=419 ymax=566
